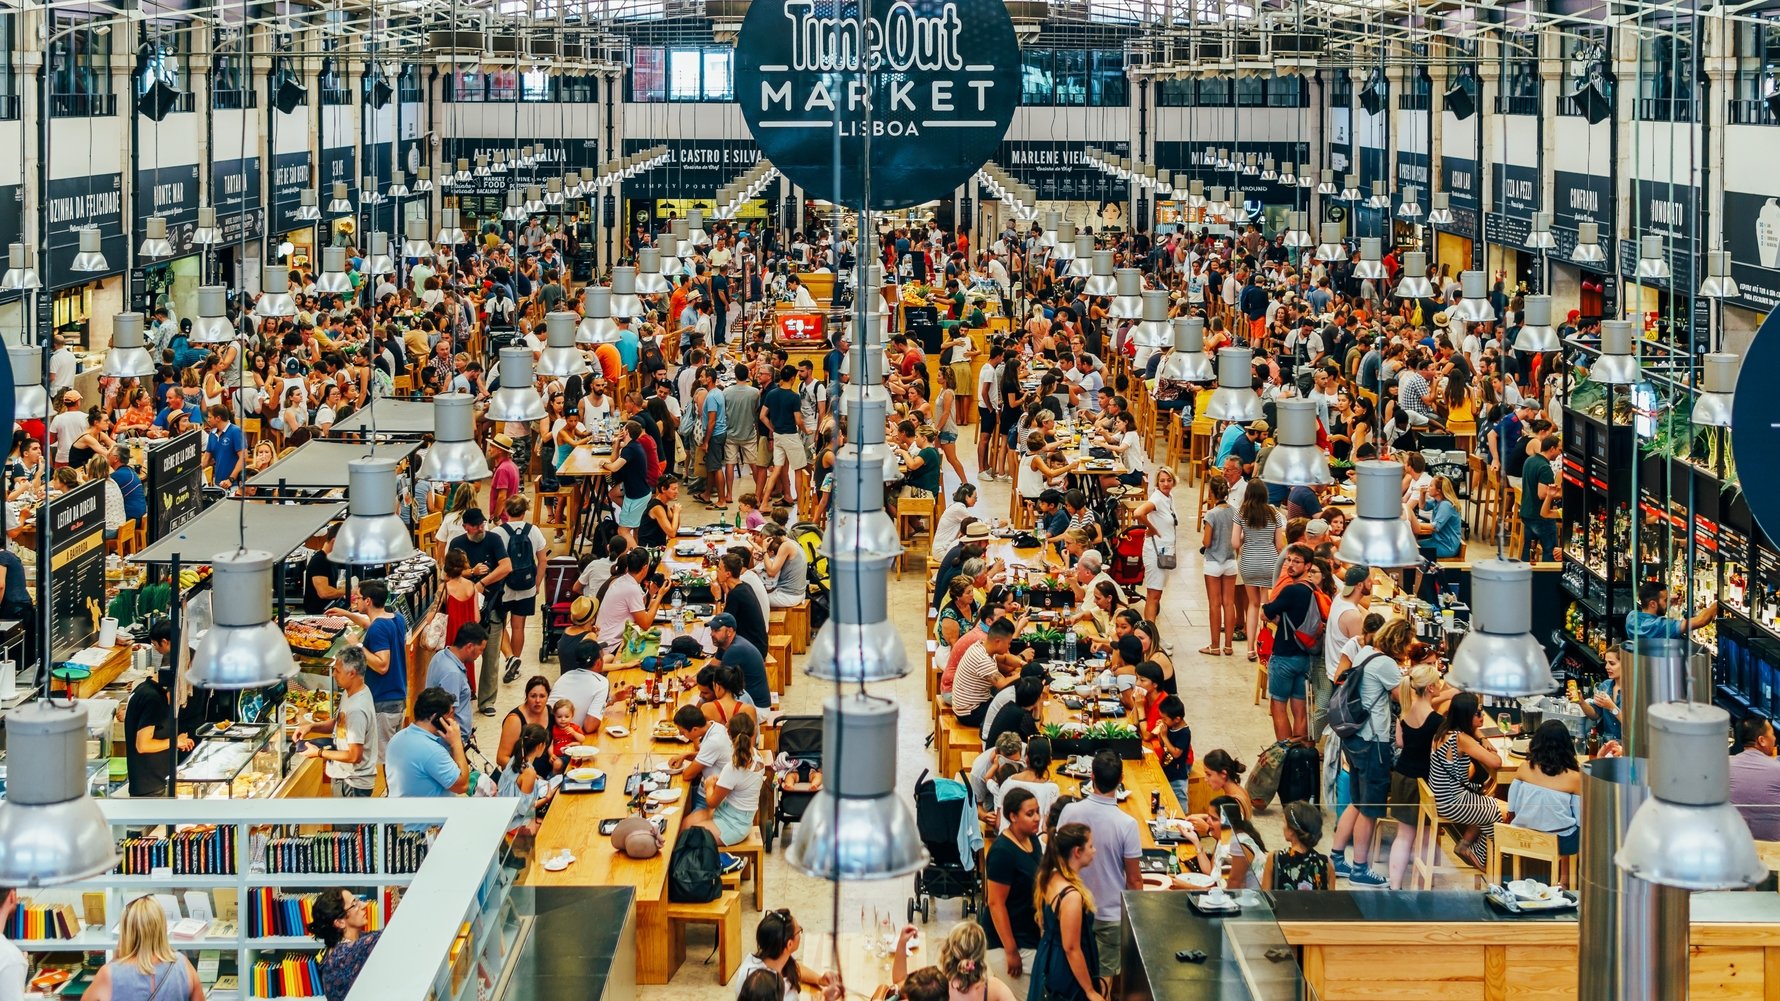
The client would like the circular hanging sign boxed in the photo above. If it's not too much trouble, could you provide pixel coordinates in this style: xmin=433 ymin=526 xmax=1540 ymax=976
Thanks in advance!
xmin=733 ymin=0 xmax=1022 ymax=211
xmin=1734 ymin=309 xmax=1780 ymax=543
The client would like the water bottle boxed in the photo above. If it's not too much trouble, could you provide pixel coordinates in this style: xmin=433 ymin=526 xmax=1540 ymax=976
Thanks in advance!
xmin=671 ymin=589 xmax=684 ymax=619
xmin=1065 ymin=628 xmax=1078 ymax=665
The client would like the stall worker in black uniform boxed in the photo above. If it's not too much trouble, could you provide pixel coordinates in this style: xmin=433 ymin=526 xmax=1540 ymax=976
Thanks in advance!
xmin=304 ymin=523 xmax=346 ymax=615
xmin=124 ymin=620 xmax=192 ymax=797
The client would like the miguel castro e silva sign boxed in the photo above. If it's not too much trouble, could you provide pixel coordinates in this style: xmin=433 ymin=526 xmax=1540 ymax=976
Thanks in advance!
xmin=734 ymin=0 xmax=1021 ymax=211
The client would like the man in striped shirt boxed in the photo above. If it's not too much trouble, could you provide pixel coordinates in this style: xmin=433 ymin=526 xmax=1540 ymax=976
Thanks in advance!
xmin=950 ymin=619 xmax=1017 ymax=727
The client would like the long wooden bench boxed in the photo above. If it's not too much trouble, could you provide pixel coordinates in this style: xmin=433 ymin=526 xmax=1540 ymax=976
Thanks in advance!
xmin=727 ymin=830 xmax=767 ymax=911
xmin=665 ymin=889 xmax=743 ymax=984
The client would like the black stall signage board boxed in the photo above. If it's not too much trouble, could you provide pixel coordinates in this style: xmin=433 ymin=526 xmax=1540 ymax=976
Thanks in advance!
xmin=270 ymin=151 xmax=314 ymax=235
xmin=45 ymin=174 xmax=126 ymax=287
xmin=1724 ymin=190 xmax=1780 ymax=313
xmin=1617 ymin=179 xmax=1697 ymax=286
xmin=212 ymin=157 xmax=264 ymax=245
xmin=135 ymin=163 xmax=202 ymax=256
xmin=147 ymin=429 xmax=203 ymax=541
xmin=623 ymin=140 xmax=761 ymax=200
xmin=1152 ymin=141 xmax=1304 ymax=206
xmin=47 ymin=479 xmax=106 ymax=663
xmin=1395 ymin=152 xmax=1429 ymax=221
xmin=1008 ymin=141 xmax=1131 ymax=202
xmin=1552 ymin=170 xmax=1613 ymax=266
xmin=1440 ymin=156 xmax=1480 ymax=241
xmin=442 ymin=140 xmax=601 ymax=200
xmin=1486 ymin=162 xmax=1539 ymax=248
xmin=321 ymin=146 xmax=358 ymax=211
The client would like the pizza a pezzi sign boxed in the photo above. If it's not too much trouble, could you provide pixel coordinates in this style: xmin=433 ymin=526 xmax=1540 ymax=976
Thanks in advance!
xmin=734 ymin=0 xmax=1021 ymax=210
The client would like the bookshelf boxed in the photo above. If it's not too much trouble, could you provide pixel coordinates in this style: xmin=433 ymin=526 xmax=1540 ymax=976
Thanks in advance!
xmin=10 ymin=798 xmax=522 ymax=1001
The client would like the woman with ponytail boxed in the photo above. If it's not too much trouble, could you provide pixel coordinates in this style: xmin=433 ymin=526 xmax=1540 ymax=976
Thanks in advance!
xmin=1028 ymin=823 xmax=1103 ymax=1001
xmin=890 ymin=922 xmax=1017 ymax=1001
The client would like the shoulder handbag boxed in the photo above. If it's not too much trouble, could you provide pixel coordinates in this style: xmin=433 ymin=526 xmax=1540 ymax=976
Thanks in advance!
xmin=418 ymin=586 xmax=450 ymax=649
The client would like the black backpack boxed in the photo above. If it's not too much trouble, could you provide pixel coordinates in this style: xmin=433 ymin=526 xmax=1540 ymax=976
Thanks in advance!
xmin=1327 ymin=653 xmax=1391 ymax=741
xmin=1277 ymin=742 xmax=1321 ymax=807
xmin=667 ymin=825 xmax=723 ymax=903
xmin=639 ymin=337 xmax=667 ymax=376
xmin=500 ymin=523 xmax=538 ymax=592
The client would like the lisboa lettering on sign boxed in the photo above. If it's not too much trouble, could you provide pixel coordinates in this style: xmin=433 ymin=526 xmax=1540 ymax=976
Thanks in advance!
xmin=734 ymin=0 xmax=1021 ymax=210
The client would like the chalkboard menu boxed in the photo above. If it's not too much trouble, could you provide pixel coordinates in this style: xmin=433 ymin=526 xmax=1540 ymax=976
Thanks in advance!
xmin=147 ymin=430 xmax=202 ymax=541
xmin=47 ymin=479 xmax=106 ymax=663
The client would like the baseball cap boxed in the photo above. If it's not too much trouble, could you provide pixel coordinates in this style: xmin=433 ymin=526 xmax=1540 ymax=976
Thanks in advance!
xmin=708 ymin=612 xmax=737 ymax=630
xmin=1307 ymin=518 xmax=1330 ymax=537
xmin=1249 ymin=419 xmax=1270 ymax=433
xmin=1339 ymin=565 xmax=1369 ymax=596
xmin=462 ymin=507 xmax=487 ymax=526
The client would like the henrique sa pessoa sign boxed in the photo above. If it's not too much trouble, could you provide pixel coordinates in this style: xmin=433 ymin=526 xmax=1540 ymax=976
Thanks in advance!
xmin=734 ymin=0 xmax=1021 ymax=211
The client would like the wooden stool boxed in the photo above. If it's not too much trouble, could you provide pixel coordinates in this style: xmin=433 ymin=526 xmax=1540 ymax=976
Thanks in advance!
xmin=784 ymin=601 xmax=810 ymax=654
xmin=1253 ymin=659 xmax=1268 ymax=706
xmin=1187 ymin=428 xmax=1212 ymax=485
xmin=794 ymin=467 xmax=816 ymax=521
xmin=1163 ymin=414 xmax=1184 ymax=471
xmin=764 ymin=641 xmax=789 ymax=694
xmin=665 ymin=891 xmax=742 ymax=984
xmin=728 ymin=831 xmax=767 ymax=911
xmin=532 ymin=488 xmax=575 ymax=540
xmin=896 ymin=495 xmax=938 ymax=577
xmin=1467 ymin=455 xmax=1496 ymax=541
xmin=113 ymin=518 xmax=141 ymax=557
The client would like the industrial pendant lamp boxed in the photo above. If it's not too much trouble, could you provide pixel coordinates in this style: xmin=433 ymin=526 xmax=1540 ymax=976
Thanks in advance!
xmin=1514 ymin=295 xmax=1559 ymax=352
xmin=1278 ymin=162 xmax=1299 ymax=187
xmin=326 ymin=182 xmax=353 ymax=214
xmin=577 ymin=287 xmax=621 ymax=345
xmin=360 ymin=176 xmax=385 ymax=206
xmin=1159 ymin=317 xmax=1216 ymax=382
xmin=0 ymin=244 xmax=40 ymax=290
xmin=1363 ymin=181 xmax=1391 ymax=210
xmin=1282 ymin=211 xmax=1312 ymax=248
xmin=315 ymin=246 xmax=354 ymax=294
xmin=635 ymin=248 xmax=672 ymax=294
xmin=1314 ymin=225 xmax=1346 ymax=263
xmin=841 ymin=393 xmax=900 ymax=483
xmin=609 ymin=266 xmax=643 ymax=317
xmin=1129 ymin=289 xmax=1172 ymax=352
xmin=1352 ymin=238 xmax=1387 ymax=280
xmin=1215 ymin=148 xmax=1232 ymax=170
xmin=544 ymin=177 xmax=565 ymax=207
xmin=0 ymin=702 xmax=118 ymax=887
xmin=686 ymin=209 xmax=711 ymax=248
xmin=70 ymin=228 xmax=109 ymax=272
xmin=101 ymin=313 xmax=156 ymax=378
xmin=1083 ymin=250 xmax=1117 ymax=297
xmin=1337 ymin=175 xmax=1362 ymax=202
xmin=1396 ymin=185 xmax=1424 ymax=219
xmin=486 ymin=346 xmax=548 ymax=422
xmin=1038 ymin=209 xmax=1060 ymax=249
xmin=1593 ymin=319 xmax=1641 ymax=384
xmin=1207 ymin=186 xmax=1231 ymax=218
xmin=187 ymin=550 xmax=300 ymax=689
xmin=825 ymin=448 xmax=901 ymax=560
xmin=413 ymin=167 xmax=434 ymax=193
xmin=1451 ymin=270 xmax=1497 ymax=323
xmin=1206 ymin=347 xmax=1262 ymax=423
xmin=1446 ymin=559 xmax=1555 ymax=696
xmin=1571 ymin=221 xmax=1607 ymax=264
xmin=1261 ymin=157 xmax=1278 ymax=181
xmin=292 ymin=189 xmax=322 ymax=222
xmin=1425 ymin=192 xmax=1454 ymax=225
xmin=1316 ymin=170 xmax=1338 ymax=195
xmin=659 ymin=223 xmax=686 ymax=278
xmin=1296 ymin=165 xmax=1314 ymax=189
xmin=451 ymin=158 xmax=473 ymax=184
xmin=192 ymin=207 xmax=220 ymax=246
xmin=1065 ymin=235 xmax=1095 ymax=278
xmin=1184 ymin=180 xmax=1207 ymax=210
xmin=502 ymin=190 xmax=526 ymax=222
xmin=254 ymin=265 xmax=297 ymax=318
xmin=1636 ymin=235 xmax=1670 ymax=279
xmin=1336 ymin=461 xmax=1421 ymax=568
xmin=807 ymin=518 xmax=906 ymax=677
xmin=535 ymin=311 xmax=591 ymax=379
xmin=1051 ymin=222 xmax=1078 ymax=263
xmin=1617 ymin=701 xmax=1768 ymax=890
xmin=190 ymin=286 xmax=236 ymax=344
xmin=386 ymin=171 xmax=410 ymax=199
xmin=838 ymin=338 xmax=894 ymax=419
xmin=1262 ymin=399 xmax=1333 ymax=486
xmin=333 ymin=457 xmax=421 ymax=565
xmin=401 ymin=218 xmax=434 ymax=260
xmin=784 ymin=693 xmax=927 ymax=881
xmin=434 ymin=207 xmax=466 ymax=246
xmin=492 ymin=151 xmax=509 ymax=173
xmin=473 ymin=154 xmax=491 ymax=178
xmin=363 ymin=233 xmax=395 ymax=277
xmin=1242 ymin=153 xmax=1260 ymax=176
xmin=417 ymin=393 xmax=493 ymax=482
xmin=1698 ymin=251 xmax=1740 ymax=299
xmin=1394 ymin=251 xmax=1435 ymax=298
xmin=1524 ymin=212 xmax=1557 ymax=251
xmin=670 ymin=218 xmax=696 ymax=265
xmin=1109 ymin=268 xmax=1143 ymax=320
xmin=137 ymin=215 xmax=174 ymax=259
xmin=1692 ymin=353 xmax=1738 ymax=428
xmin=10 ymin=346 xmax=47 ymax=423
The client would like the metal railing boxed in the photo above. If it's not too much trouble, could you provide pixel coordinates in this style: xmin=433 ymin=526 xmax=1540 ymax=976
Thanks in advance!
xmin=1636 ymin=96 xmax=1694 ymax=122
xmin=212 ymin=88 xmax=257 ymax=109
xmin=0 ymin=94 xmax=18 ymax=121
xmin=1494 ymin=92 xmax=1540 ymax=115
xmin=50 ymin=92 xmax=116 ymax=116
xmin=1730 ymin=98 xmax=1776 ymax=125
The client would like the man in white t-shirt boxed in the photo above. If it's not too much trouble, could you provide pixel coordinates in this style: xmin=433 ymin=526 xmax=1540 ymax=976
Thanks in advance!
xmin=297 ymin=645 xmax=381 ymax=796
xmin=1070 ymin=354 xmax=1104 ymax=412
xmin=550 ymin=659 xmax=613 ymax=732
xmin=670 ymin=703 xmax=733 ymax=817
xmin=48 ymin=390 xmax=89 ymax=466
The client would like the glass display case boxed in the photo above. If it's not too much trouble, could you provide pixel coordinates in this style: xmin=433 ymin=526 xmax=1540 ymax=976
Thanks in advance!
xmin=175 ymin=724 xmax=291 ymax=800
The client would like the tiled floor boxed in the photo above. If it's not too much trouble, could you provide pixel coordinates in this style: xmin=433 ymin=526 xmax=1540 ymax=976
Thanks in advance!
xmin=471 ymin=433 xmax=1290 ymax=1000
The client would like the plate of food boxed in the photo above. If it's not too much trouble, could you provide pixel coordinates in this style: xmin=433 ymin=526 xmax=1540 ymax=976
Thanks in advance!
xmin=1173 ymin=872 xmax=1218 ymax=890
xmin=563 ymin=744 xmax=599 ymax=759
xmin=1049 ymin=676 xmax=1082 ymax=693
xmin=652 ymin=721 xmax=687 ymax=742
xmin=604 ymin=725 xmax=631 ymax=738
xmin=567 ymin=767 xmax=605 ymax=783
xmin=648 ymin=788 xmax=682 ymax=803
xmin=673 ymin=542 xmax=706 ymax=557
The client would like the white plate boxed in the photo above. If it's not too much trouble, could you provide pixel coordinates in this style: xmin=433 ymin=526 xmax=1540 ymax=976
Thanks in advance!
xmin=541 ymin=854 xmax=577 ymax=872
xmin=567 ymin=767 xmax=604 ymax=783
xmin=648 ymin=788 xmax=682 ymax=803
xmin=1049 ymin=678 xmax=1081 ymax=693
xmin=1507 ymin=879 xmax=1561 ymax=902
xmin=1174 ymin=872 xmax=1217 ymax=890
xmin=563 ymin=745 xmax=599 ymax=759
xmin=604 ymin=726 xmax=630 ymax=738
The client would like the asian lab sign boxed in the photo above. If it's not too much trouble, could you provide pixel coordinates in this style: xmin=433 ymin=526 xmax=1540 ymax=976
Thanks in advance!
xmin=734 ymin=0 xmax=1021 ymax=210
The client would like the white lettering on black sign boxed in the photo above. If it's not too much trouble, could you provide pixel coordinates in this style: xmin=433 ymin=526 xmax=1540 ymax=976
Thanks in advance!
xmin=48 ymin=191 xmax=122 ymax=224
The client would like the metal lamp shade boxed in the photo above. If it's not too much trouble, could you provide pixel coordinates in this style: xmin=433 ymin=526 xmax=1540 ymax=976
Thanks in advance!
xmin=1159 ymin=317 xmax=1215 ymax=382
xmin=784 ymin=695 xmax=927 ymax=881
xmin=486 ymin=347 xmax=548 ymax=422
xmin=386 ymin=171 xmax=410 ymax=198
xmin=1109 ymin=269 xmax=1144 ymax=320
xmin=70 ymin=228 xmax=110 ymax=272
xmin=1260 ymin=399 xmax=1332 ymax=486
xmin=577 ymin=287 xmax=622 ymax=345
xmin=1514 ymin=295 xmax=1560 ymax=353
xmin=401 ymin=218 xmax=435 ymax=260
xmin=1130 ymin=290 xmax=1173 ymax=348
xmin=1082 ymin=250 xmax=1118 ymax=296
xmin=1282 ymin=210 xmax=1312 ymax=248
xmin=417 ymin=394 xmax=493 ymax=483
xmin=1038 ymin=209 xmax=1060 ymax=248
xmin=138 ymin=215 xmax=175 ymax=259
xmin=413 ymin=167 xmax=434 ymax=193
xmin=1396 ymin=185 xmax=1424 ymax=219
xmin=1185 ymin=181 xmax=1207 ymax=210
xmin=292 ymin=189 xmax=322 ymax=222
xmin=502 ymin=190 xmax=527 ymax=223
xmin=1364 ymin=181 xmax=1391 ymax=209
xmin=1395 ymin=251 xmax=1435 ymax=298
xmin=1693 ymin=353 xmax=1737 ymax=428
xmin=102 ymin=313 xmax=157 ymax=379
xmin=192 ymin=206 xmax=220 ymax=245
xmin=1571 ymin=221 xmax=1608 ymax=264
xmin=1052 ymin=222 xmax=1079 ymax=262
xmin=474 ymin=155 xmax=491 ymax=178
xmin=1636 ymin=235 xmax=1670 ymax=279
xmin=536 ymin=312 xmax=591 ymax=378
xmin=326 ymin=182 xmax=353 ymax=214
xmin=1314 ymin=225 xmax=1345 ymax=263
xmin=1205 ymin=348 xmax=1262 ymax=423
xmin=0 ymin=244 xmax=40 ymax=290
xmin=1445 ymin=559 xmax=1555 ymax=696
xmin=1450 ymin=271 xmax=1497 ymax=323
xmin=0 ymin=702 xmax=118 ymax=887
xmin=609 ymin=267 xmax=643 ymax=318
xmin=1316 ymin=170 xmax=1338 ymax=195
xmin=1593 ymin=320 xmax=1641 ymax=385
xmin=1335 ymin=461 xmax=1421 ymax=568
xmin=670 ymin=219 xmax=695 ymax=264
xmin=1352 ymin=237 xmax=1388 ymax=280
xmin=1339 ymin=175 xmax=1362 ymax=201
xmin=1524 ymin=212 xmax=1557 ymax=250
xmin=1616 ymin=701 xmax=1768 ymax=890
xmin=1278 ymin=163 xmax=1297 ymax=186
xmin=545 ymin=178 xmax=565 ymax=206
xmin=434 ymin=208 xmax=466 ymax=247
xmin=635 ymin=248 xmax=672 ymax=294
xmin=364 ymin=232 xmax=396 ymax=277
xmin=826 ymin=451 xmax=902 ymax=560
xmin=686 ymin=209 xmax=711 ymax=248
xmin=360 ymin=177 xmax=385 ymax=205
xmin=805 ymin=556 xmax=909 ymax=684
xmin=1425 ymin=192 xmax=1455 ymax=225
xmin=332 ymin=458 xmax=421 ymax=565
xmin=451 ymin=158 xmax=473 ymax=184
xmin=1698 ymin=251 xmax=1740 ymax=299
xmin=1206 ymin=187 xmax=1231 ymax=217
xmin=11 ymin=346 xmax=49 ymax=422
xmin=1065 ymin=236 xmax=1096 ymax=278
xmin=314 ymin=246 xmax=354 ymax=294
xmin=187 ymin=550 xmax=300 ymax=689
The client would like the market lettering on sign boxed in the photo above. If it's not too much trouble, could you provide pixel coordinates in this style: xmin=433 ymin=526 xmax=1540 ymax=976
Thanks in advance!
xmin=48 ymin=190 xmax=122 ymax=223
xmin=1570 ymin=188 xmax=1600 ymax=213
xmin=1651 ymin=199 xmax=1684 ymax=227
xmin=1398 ymin=162 xmax=1428 ymax=184
xmin=153 ymin=181 xmax=187 ymax=210
xmin=1007 ymin=149 xmax=1097 ymax=167
xmin=675 ymin=148 xmax=760 ymax=166
xmin=1504 ymin=179 xmax=1534 ymax=202
xmin=1450 ymin=169 xmax=1474 ymax=193
xmin=219 ymin=173 xmax=246 ymax=198
xmin=164 ymin=439 xmax=198 ymax=469
xmin=54 ymin=493 xmax=97 ymax=531
xmin=275 ymin=161 xmax=310 ymax=186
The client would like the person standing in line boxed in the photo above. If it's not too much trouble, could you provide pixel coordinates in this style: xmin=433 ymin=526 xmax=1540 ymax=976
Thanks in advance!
xmin=445 ymin=508 xmax=512 ymax=717
xmin=329 ymin=579 xmax=409 ymax=745
xmin=296 ymin=645 xmax=380 ymax=797
xmin=1055 ymin=752 xmax=1140 ymax=988
xmin=384 ymin=687 xmax=470 ymax=797
xmin=426 ymin=623 xmax=487 ymax=739
xmin=496 ymin=495 xmax=548 ymax=683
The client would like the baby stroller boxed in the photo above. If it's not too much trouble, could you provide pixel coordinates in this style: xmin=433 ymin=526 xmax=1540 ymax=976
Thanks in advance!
xmin=538 ymin=557 xmax=581 ymax=661
xmin=908 ymin=769 xmax=984 ymax=923
xmin=763 ymin=715 xmax=823 ymax=853
xmin=1109 ymin=526 xmax=1147 ymax=589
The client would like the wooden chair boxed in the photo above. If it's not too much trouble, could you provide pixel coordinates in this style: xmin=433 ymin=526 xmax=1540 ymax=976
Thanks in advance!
xmin=1187 ymin=427 xmax=1212 ymax=486
xmin=1486 ymin=822 xmax=1572 ymax=887
xmin=532 ymin=487 xmax=576 ymax=543
xmin=1753 ymin=840 xmax=1780 ymax=890
xmin=1162 ymin=413 xmax=1184 ymax=472
xmin=794 ymin=467 xmax=816 ymax=522
xmin=418 ymin=511 xmax=442 ymax=557
xmin=895 ymin=494 xmax=938 ymax=578
xmin=1412 ymin=780 xmax=1444 ymax=890
xmin=241 ymin=416 xmax=263 ymax=452
xmin=113 ymin=518 xmax=141 ymax=557
xmin=1467 ymin=455 xmax=1497 ymax=541
xmin=1252 ymin=660 xmax=1268 ymax=706
xmin=665 ymin=890 xmax=742 ymax=983
xmin=728 ymin=830 xmax=767 ymax=911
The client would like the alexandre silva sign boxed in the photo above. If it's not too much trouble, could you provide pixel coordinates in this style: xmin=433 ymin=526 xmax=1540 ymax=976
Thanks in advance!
xmin=734 ymin=0 xmax=1021 ymax=210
